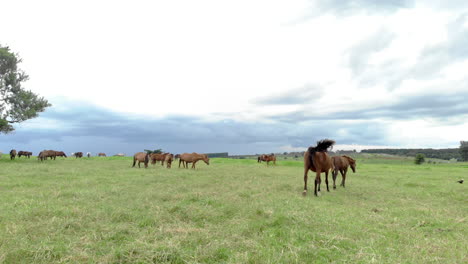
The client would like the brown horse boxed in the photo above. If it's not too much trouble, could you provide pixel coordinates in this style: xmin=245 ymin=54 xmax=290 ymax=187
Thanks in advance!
xmin=74 ymin=152 xmax=83 ymax=158
xmin=10 ymin=149 xmax=17 ymax=160
xmin=98 ymin=153 xmax=106 ymax=157
xmin=179 ymin=153 xmax=209 ymax=169
xmin=150 ymin=153 xmax=168 ymax=166
xmin=18 ymin=151 xmax=32 ymax=158
xmin=303 ymin=139 xmax=335 ymax=196
xmin=54 ymin=151 xmax=67 ymax=159
xmin=332 ymin=155 xmax=356 ymax=189
xmin=164 ymin=153 xmax=174 ymax=168
xmin=258 ymin=154 xmax=276 ymax=165
xmin=38 ymin=150 xmax=57 ymax=161
xmin=133 ymin=152 xmax=150 ymax=168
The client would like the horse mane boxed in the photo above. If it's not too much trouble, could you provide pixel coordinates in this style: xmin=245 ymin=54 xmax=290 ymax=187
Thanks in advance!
xmin=343 ymin=155 xmax=355 ymax=163
xmin=308 ymin=139 xmax=335 ymax=168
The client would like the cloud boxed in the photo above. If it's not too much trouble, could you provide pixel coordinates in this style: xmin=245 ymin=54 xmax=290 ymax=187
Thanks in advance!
xmin=0 ymin=100 xmax=394 ymax=155
xmin=347 ymin=28 xmax=396 ymax=76
xmin=252 ymin=83 xmax=324 ymax=105
xmin=316 ymin=0 xmax=414 ymax=15
xmin=346 ymin=12 xmax=468 ymax=90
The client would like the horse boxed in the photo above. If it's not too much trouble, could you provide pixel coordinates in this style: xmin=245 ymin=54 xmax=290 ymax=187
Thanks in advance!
xmin=164 ymin=153 xmax=174 ymax=168
xmin=150 ymin=153 xmax=168 ymax=166
xmin=86 ymin=152 xmax=91 ymax=157
xmin=18 ymin=151 xmax=32 ymax=158
xmin=9 ymin=149 xmax=17 ymax=160
xmin=258 ymin=154 xmax=276 ymax=165
xmin=133 ymin=152 xmax=150 ymax=168
xmin=332 ymin=155 xmax=356 ymax=189
xmin=55 ymin=151 xmax=67 ymax=159
xmin=303 ymin=139 xmax=335 ymax=196
xmin=38 ymin=150 xmax=57 ymax=161
xmin=179 ymin=153 xmax=209 ymax=169
xmin=74 ymin=152 xmax=83 ymax=158
xmin=98 ymin=153 xmax=106 ymax=157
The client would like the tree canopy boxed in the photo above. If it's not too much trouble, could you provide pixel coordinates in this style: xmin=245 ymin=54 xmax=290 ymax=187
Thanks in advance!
xmin=0 ymin=45 xmax=51 ymax=133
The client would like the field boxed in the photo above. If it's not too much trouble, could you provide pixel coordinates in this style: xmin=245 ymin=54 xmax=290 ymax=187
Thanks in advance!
xmin=0 ymin=156 xmax=466 ymax=263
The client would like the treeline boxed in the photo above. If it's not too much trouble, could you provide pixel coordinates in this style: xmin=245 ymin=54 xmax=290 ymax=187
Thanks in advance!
xmin=361 ymin=148 xmax=461 ymax=160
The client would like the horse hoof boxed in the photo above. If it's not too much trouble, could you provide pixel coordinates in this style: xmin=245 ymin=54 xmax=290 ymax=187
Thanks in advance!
xmin=302 ymin=191 xmax=307 ymax=196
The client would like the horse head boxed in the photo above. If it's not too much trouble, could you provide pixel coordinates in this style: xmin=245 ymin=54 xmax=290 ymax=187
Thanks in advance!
xmin=203 ymin=154 xmax=210 ymax=165
xmin=344 ymin=155 xmax=356 ymax=172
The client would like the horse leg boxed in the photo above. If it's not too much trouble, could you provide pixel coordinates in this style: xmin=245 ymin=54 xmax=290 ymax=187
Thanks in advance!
xmin=332 ymin=169 xmax=337 ymax=189
xmin=303 ymin=168 xmax=309 ymax=196
xmin=342 ymin=168 xmax=348 ymax=188
xmin=132 ymin=158 xmax=136 ymax=167
xmin=192 ymin=161 xmax=197 ymax=169
xmin=340 ymin=170 xmax=346 ymax=187
xmin=314 ymin=171 xmax=321 ymax=196
xmin=325 ymin=171 xmax=330 ymax=192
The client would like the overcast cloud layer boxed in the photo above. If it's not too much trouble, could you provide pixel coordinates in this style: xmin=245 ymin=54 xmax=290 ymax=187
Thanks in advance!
xmin=1 ymin=0 xmax=467 ymax=155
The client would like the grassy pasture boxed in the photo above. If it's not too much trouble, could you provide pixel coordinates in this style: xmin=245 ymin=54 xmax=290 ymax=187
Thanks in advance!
xmin=0 ymin=156 xmax=466 ymax=263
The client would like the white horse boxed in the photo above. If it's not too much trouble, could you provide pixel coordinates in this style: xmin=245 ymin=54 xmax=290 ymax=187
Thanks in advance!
xmin=86 ymin=152 xmax=91 ymax=158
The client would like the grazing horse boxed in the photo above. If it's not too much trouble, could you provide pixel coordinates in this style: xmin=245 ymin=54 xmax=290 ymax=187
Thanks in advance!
xmin=38 ymin=150 xmax=57 ymax=161
xmin=74 ymin=152 xmax=83 ymax=158
xmin=150 ymin=153 xmax=168 ymax=166
xmin=164 ymin=153 xmax=174 ymax=168
xmin=98 ymin=153 xmax=106 ymax=157
xmin=133 ymin=152 xmax=150 ymax=168
xmin=10 ymin=149 xmax=17 ymax=160
xmin=18 ymin=151 xmax=32 ymax=158
xmin=179 ymin=153 xmax=209 ymax=169
xmin=86 ymin=152 xmax=91 ymax=158
xmin=54 ymin=151 xmax=67 ymax=159
xmin=258 ymin=154 xmax=276 ymax=165
xmin=303 ymin=139 xmax=335 ymax=196
xmin=332 ymin=155 xmax=356 ymax=189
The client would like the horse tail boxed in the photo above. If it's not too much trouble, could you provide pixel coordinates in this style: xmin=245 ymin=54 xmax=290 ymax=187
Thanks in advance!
xmin=132 ymin=156 xmax=136 ymax=167
xmin=315 ymin=139 xmax=335 ymax=152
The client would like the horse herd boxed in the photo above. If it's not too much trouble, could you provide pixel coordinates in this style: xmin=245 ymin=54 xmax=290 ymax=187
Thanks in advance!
xmin=7 ymin=139 xmax=355 ymax=197
xmin=8 ymin=150 xmax=33 ymax=159
xmin=132 ymin=152 xmax=210 ymax=169
xmin=8 ymin=149 xmax=109 ymax=161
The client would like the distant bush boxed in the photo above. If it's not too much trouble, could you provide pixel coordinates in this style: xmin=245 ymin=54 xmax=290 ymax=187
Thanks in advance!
xmin=415 ymin=154 xmax=425 ymax=165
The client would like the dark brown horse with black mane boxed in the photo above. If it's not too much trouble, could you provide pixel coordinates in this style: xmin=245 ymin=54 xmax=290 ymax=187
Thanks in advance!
xmin=303 ymin=139 xmax=335 ymax=196
xmin=55 ymin=151 xmax=67 ymax=159
xmin=332 ymin=155 xmax=356 ymax=189
xmin=18 ymin=151 xmax=33 ymax=158
xmin=74 ymin=152 xmax=83 ymax=158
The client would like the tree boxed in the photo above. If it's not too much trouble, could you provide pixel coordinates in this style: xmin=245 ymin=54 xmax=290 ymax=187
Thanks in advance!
xmin=144 ymin=149 xmax=162 ymax=154
xmin=414 ymin=154 xmax=425 ymax=165
xmin=460 ymin=141 xmax=468 ymax=161
xmin=0 ymin=45 xmax=50 ymax=133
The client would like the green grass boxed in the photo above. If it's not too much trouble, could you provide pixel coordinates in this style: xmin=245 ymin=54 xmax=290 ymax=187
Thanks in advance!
xmin=0 ymin=156 xmax=466 ymax=263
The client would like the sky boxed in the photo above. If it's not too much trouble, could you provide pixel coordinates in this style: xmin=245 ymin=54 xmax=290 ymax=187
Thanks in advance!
xmin=1 ymin=0 xmax=468 ymax=155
